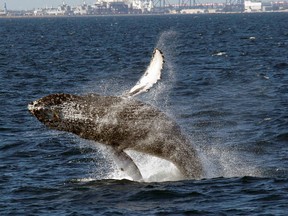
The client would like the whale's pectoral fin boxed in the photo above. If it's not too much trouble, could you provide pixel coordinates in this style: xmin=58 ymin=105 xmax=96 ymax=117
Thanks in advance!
xmin=127 ymin=48 xmax=164 ymax=97
xmin=109 ymin=148 xmax=143 ymax=181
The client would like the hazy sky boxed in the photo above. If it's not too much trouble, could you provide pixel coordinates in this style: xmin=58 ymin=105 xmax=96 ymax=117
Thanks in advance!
xmin=0 ymin=0 xmax=95 ymax=10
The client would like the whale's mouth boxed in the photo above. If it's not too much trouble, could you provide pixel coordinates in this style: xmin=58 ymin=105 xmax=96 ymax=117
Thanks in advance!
xmin=28 ymin=102 xmax=35 ymax=112
xmin=28 ymin=101 xmax=36 ymax=113
xmin=28 ymin=100 xmax=45 ymax=116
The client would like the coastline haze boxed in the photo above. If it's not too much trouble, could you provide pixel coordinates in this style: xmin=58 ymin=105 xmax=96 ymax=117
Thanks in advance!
xmin=0 ymin=0 xmax=94 ymax=10
xmin=1 ymin=0 xmax=226 ymax=10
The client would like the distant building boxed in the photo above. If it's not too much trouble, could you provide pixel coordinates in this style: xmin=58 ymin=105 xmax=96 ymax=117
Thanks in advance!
xmin=34 ymin=1 xmax=72 ymax=16
xmin=108 ymin=2 xmax=129 ymax=14
xmin=130 ymin=0 xmax=153 ymax=13
xmin=262 ymin=2 xmax=273 ymax=12
xmin=0 ymin=2 xmax=7 ymax=16
xmin=34 ymin=9 xmax=44 ymax=16
xmin=74 ymin=1 xmax=93 ymax=15
xmin=180 ymin=9 xmax=208 ymax=14
xmin=244 ymin=0 xmax=262 ymax=12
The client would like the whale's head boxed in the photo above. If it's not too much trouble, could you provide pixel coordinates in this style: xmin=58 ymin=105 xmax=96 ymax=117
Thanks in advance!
xmin=28 ymin=93 xmax=83 ymax=129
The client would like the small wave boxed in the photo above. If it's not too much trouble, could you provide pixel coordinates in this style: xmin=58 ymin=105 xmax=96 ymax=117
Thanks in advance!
xmin=212 ymin=51 xmax=227 ymax=56
xmin=274 ymin=62 xmax=288 ymax=69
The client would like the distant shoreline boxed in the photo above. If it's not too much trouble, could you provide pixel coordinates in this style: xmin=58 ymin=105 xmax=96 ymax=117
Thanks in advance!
xmin=0 ymin=10 xmax=288 ymax=19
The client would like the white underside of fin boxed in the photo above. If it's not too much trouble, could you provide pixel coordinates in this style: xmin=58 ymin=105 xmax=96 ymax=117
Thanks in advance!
xmin=128 ymin=48 xmax=164 ymax=97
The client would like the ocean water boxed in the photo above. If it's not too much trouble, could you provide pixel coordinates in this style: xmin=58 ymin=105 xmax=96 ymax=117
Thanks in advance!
xmin=1 ymin=13 xmax=288 ymax=215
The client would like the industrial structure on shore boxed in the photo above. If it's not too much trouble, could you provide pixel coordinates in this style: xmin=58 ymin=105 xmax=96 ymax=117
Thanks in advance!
xmin=1 ymin=0 xmax=288 ymax=16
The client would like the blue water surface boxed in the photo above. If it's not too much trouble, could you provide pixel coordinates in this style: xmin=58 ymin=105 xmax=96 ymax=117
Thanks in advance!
xmin=0 ymin=13 xmax=288 ymax=215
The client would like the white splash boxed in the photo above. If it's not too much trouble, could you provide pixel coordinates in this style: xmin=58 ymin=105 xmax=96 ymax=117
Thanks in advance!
xmin=125 ymin=150 xmax=184 ymax=182
xmin=212 ymin=52 xmax=227 ymax=56
xmin=199 ymin=144 xmax=262 ymax=179
xmin=81 ymin=143 xmax=184 ymax=182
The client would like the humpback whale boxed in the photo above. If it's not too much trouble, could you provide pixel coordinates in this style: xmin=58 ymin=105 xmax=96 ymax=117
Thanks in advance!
xmin=28 ymin=49 xmax=203 ymax=181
